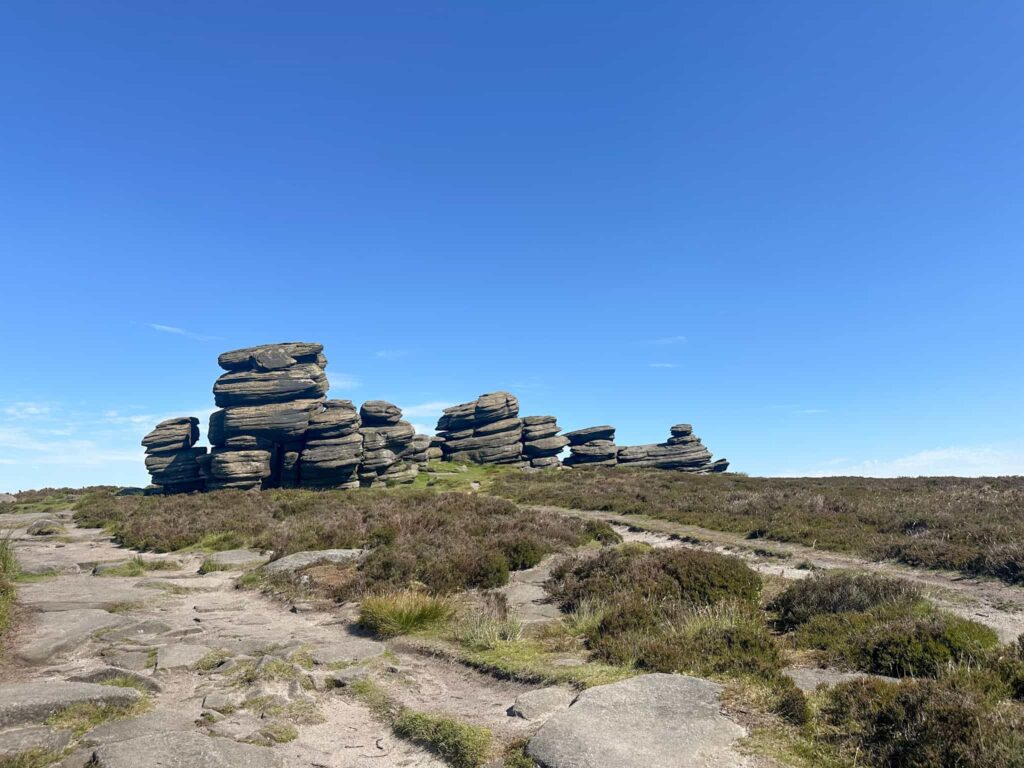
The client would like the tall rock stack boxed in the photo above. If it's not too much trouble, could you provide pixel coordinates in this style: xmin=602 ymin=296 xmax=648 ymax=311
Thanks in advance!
xmin=207 ymin=342 xmax=329 ymax=490
xmin=298 ymin=400 xmax=363 ymax=489
xmin=401 ymin=434 xmax=433 ymax=467
xmin=563 ymin=426 xmax=618 ymax=467
xmin=435 ymin=392 xmax=524 ymax=465
xmin=142 ymin=417 xmax=206 ymax=493
xmin=520 ymin=416 xmax=569 ymax=468
xmin=617 ymin=423 xmax=729 ymax=472
xmin=358 ymin=401 xmax=418 ymax=486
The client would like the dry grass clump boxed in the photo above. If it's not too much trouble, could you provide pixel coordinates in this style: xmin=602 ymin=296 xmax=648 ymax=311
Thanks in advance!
xmin=770 ymin=570 xmax=920 ymax=628
xmin=359 ymin=590 xmax=456 ymax=638
xmin=0 ymin=535 xmax=17 ymax=642
xmin=74 ymin=488 xmax=617 ymax=597
xmin=494 ymin=470 xmax=1024 ymax=584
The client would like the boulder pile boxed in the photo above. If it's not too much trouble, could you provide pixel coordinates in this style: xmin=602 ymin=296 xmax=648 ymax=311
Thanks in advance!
xmin=142 ymin=417 xmax=206 ymax=493
xmin=358 ymin=401 xmax=418 ymax=487
xmin=520 ymin=416 xmax=569 ymax=468
xmin=140 ymin=342 xmax=731 ymax=491
xmin=618 ymin=423 xmax=729 ymax=472
xmin=435 ymin=392 xmax=525 ymax=465
xmin=563 ymin=426 xmax=618 ymax=467
xmin=206 ymin=343 xmax=329 ymax=490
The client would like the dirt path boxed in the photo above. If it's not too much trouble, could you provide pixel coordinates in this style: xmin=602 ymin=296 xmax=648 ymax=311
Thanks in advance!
xmin=523 ymin=504 xmax=1024 ymax=643
xmin=0 ymin=510 xmax=550 ymax=767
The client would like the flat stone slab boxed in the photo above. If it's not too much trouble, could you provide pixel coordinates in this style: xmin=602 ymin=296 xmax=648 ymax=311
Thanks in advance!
xmin=17 ymin=578 xmax=163 ymax=611
xmin=262 ymin=549 xmax=365 ymax=576
xmin=0 ymin=724 xmax=73 ymax=756
xmin=156 ymin=644 xmax=213 ymax=670
xmin=785 ymin=667 xmax=898 ymax=694
xmin=83 ymin=709 xmax=199 ymax=746
xmin=526 ymin=674 xmax=745 ymax=768
xmin=308 ymin=638 xmax=385 ymax=666
xmin=0 ymin=682 xmax=142 ymax=728
xmin=15 ymin=609 xmax=129 ymax=664
xmin=510 ymin=687 xmax=575 ymax=721
xmin=90 ymin=731 xmax=283 ymax=767
xmin=201 ymin=549 xmax=269 ymax=570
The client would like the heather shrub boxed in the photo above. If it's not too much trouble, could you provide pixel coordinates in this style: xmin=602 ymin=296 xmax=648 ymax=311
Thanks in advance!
xmin=769 ymin=570 xmax=920 ymax=628
xmin=821 ymin=671 xmax=1024 ymax=767
xmin=548 ymin=544 xmax=761 ymax=611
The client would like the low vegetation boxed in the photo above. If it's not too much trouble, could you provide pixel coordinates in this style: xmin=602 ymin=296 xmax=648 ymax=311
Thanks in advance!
xmin=0 ymin=535 xmax=17 ymax=643
xmin=45 ymin=697 xmax=152 ymax=737
xmin=359 ymin=590 xmax=456 ymax=638
xmin=349 ymin=679 xmax=494 ymax=768
xmin=96 ymin=556 xmax=180 ymax=577
xmin=74 ymin=488 xmax=617 ymax=597
xmin=0 ymin=486 xmax=116 ymax=514
xmin=493 ymin=469 xmax=1024 ymax=584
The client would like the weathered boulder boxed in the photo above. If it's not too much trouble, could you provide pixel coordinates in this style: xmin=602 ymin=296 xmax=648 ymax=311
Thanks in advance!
xmin=262 ymin=549 xmax=366 ymax=576
xmin=205 ymin=449 xmax=271 ymax=491
xmin=510 ymin=687 xmax=575 ymax=721
xmin=564 ymin=428 xmax=618 ymax=467
xmin=217 ymin=342 xmax=324 ymax=372
xmin=525 ymin=674 xmax=745 ymax=768
xmin=359 ymin=400 xmax=402 ymax=426
xmin=141 ymin=417 xmax=205 ymax=493
xmin=305 ymin=400 xmax=360 ymax=439
xmin=564 ymin=426 xmax=616 ymax=445
xmin=213 ymin=363 xmax=328 ymax=407
xmin=221 ymin=399 xmax=321 ymax=443
xmin=617 ymin=423 xmax=729 ymax=473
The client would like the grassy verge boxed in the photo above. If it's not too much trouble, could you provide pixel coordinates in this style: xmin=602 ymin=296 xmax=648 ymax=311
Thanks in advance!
xmin=1 ymin=535 xmax=17 ymax=646
xmin=492 ymin=469 xmax=1024 ymax=584
xmin=96 ymin=556 xmax=180 ymax=577
xmin=348 ymin=679 xmax=493 ymax=768
xmin=0 ymin=486 xmax=116 ymax=515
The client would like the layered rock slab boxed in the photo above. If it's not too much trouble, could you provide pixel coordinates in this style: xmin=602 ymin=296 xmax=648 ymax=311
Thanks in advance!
xmin=526 ymin=674 xmax=745 ymax=768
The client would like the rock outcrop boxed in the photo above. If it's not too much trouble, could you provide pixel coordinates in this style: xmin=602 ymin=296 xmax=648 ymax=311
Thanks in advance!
xmin=435 ymin=393 xmax=525 ymax=465
xmin=520 ymin=415 xmax=569 ymax=468
xmin=618 ymin=423 xmax=729 ymax=472
xmin=358 ymin=401 xmax=417 ymax=487
xmin=141 ymin=418 xmax=205 ymax=493
xmin=140 ymin=342 xmax=732 ymax=491
xmin=563 ymin=426 xmax=618 ymax=467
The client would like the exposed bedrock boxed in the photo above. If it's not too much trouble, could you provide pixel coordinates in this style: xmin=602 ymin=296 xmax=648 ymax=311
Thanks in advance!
xmin=141 ymin=417 xmax=205 ymax=493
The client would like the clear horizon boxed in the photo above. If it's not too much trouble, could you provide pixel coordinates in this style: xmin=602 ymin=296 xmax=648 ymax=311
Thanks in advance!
xmin=2 ymin=2 xmax=1023 ymax=491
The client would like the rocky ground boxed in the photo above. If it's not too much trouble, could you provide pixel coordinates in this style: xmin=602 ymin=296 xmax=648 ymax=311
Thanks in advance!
xmin=0 ymin=508 xmax=757 ymax=768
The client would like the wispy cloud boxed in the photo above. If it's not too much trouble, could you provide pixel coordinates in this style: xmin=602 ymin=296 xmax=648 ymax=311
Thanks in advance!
xmin=328 ymin=373 xmax=361 ymax=390
xmin=375 ymin=349 xmax=409 ymax=359
xmin=793 ymin=408 xmax=828 ymax=415
xmin=785 ymin=445 xmax=1024 ymax=478
xmin=3 ymin=401 xmax=52 ymax=418
xmin=147 ymin=323 xmax=220 ymax=342
xmin=648 ymin=363 xmax=678 ymax=369
xmin=401 ymin=401 xmax=455 ymax=418
xmin=645 ymin=335 xmax=688 ymax=346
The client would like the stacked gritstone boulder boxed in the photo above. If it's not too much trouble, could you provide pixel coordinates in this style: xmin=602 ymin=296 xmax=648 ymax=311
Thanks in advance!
xmin=520 ymin=416 xmax=569 ymax=468
xmin=401 ymin=433 xmax=433 ymax=468
xmin=142 ymin=417 xmax=206 ymax=493
xmin=358 ymin=401 xmax=418 ymax=486
xmin=435 ymin=392 xmax=524 ymax=465
xmin=563 ymin=426 xmax=618 ymax=467
xmin=206 ymin=342 xmax=329 ymax=490
xmin=426 ymin=436 xmax=445 ymax=462
xmin=617 ymin=423 xmax=729 ymax=472
xmin=298 ymin=400 xmax=363 ymax=489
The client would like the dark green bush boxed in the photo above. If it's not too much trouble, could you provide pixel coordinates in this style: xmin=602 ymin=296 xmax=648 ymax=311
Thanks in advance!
xmin=821 ymin=672 xmax=1024 ymax=767
xmin=548 ymin=544 xmax=761 ymax=611
xmin=797 ymin=606 xmax=1000 ymax=677
xmin=770 ymin=570 xmax=920 ymax=628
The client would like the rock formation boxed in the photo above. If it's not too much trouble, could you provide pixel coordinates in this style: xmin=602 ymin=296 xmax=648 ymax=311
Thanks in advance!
xmin=435 ymin=392 xmax=525 ymax=465
xmin=617 ymin=423 xmax=729 ymax=472
xmin=141 ymin=417 xmax=206 ymax=493
xmin=140 ymin=341 xmax=731 ymax=491
xmin=358 ymin=400 xmax=418 ymax=487
xmin=563 ymin=426 xmax=618 ymax=467
xmin=520 ymin=416 xmax=569 ymax=468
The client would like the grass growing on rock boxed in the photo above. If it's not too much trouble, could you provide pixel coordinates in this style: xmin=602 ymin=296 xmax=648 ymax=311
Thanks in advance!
xmin=493 ymin=469 xmax=1024 ymax=584
xmin=0 ymin=750 xmax=63 ymax=768
xmin=348 ymin=679 xmax=494 ymax=768
xmin=74 ymin=488 xmax=617 ymax=597
xmin=96 ymin=556 xmax=180 ymax=577
xmin=45 ymin=697 xmax=152 ymax=737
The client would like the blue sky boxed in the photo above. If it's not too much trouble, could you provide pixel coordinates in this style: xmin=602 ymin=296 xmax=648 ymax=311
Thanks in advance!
xmin=2 ymin=1 xmax=1023 ymax=490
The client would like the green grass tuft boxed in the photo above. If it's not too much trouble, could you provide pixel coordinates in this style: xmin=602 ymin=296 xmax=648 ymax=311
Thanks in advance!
xmin=394 ymin=710 xmax=493 ymax=768
xmin=359 ymin=590 xmax=456 ymax=639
